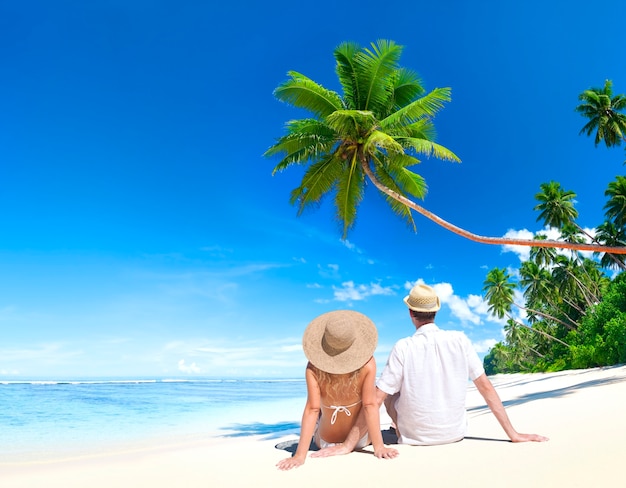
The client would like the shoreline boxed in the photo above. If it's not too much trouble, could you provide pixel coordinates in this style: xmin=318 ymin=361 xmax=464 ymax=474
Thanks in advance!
xmin=3 ymin=365 xmax=626 ymax=487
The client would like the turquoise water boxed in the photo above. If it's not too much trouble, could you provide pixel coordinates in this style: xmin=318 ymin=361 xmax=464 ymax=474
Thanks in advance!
xmin=0 ymin=378 xmax=307 ymax=462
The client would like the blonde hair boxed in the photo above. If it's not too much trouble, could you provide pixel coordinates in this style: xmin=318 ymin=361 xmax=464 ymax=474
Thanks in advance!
xmin=309 ymin=363 xmax=362 ymax=400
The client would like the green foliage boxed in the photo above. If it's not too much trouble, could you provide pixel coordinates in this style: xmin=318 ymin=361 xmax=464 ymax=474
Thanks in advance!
xmin=266 ymin=39 xmax=459 ymax=238
xmin=484 ymin=186 xmax=626 ymax=374
xmin=576 ymin=79 xmax=626 ymax=148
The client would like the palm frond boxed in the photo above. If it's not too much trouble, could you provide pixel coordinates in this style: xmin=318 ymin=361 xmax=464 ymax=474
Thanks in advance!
xmin=398 ymin=119 xmax=437 ymax=141
xmin=354 ymin=40 xmax=402 ymax=112
xmin=325 ymin=110 xmax=377 ymax=139
xmin=274 ymin=71 xmax=343 ymax=118
xmin=363 ymin=130 xmax=404 ymax=156
xmin=578 ymin=118 xmax=599 ymax=137
xmin=397 ymin=137 xmax=461 ymax=162
xmin=266 ymin=119 xmax=337 ymax=173
xmin=379 ymin=87 xmax=452 ymax=130
xmin=384 ymin=156 xmax=428 ymax=199
xmin=334 ymin=42 xmax=361 ymax=110
xmin=335 ymin=152 xmax=365 ymax=237
xmin=370 ymin=155 xmax=418 ymax=230
xmin=612 ymin=94 xmax=626 ymax=111
xmin=390 ymin=67 xmax=425 ymax=110
xmin=289 ymin=155 xmax=342 ymax=213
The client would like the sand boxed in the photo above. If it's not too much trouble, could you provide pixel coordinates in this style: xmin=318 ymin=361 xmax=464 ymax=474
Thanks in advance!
xmin=2 ymin=365 xmax=625 ymax=488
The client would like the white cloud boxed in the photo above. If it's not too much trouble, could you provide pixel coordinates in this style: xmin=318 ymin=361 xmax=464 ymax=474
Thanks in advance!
xmin=466 ymin=294 xmax=490 ymax=315
xmin=0 ymin=368 xmax=20 ymax=375
xmin=501 ymin=228 xmax=535 ymax=262
xmin=473 ymin=338 xmax=498 ymax=353
xmin=341 ymin=239 xmax=355 ymax=251
xmin=446 ymin=294 xmax=481 ymax=325
xmin=177 ymin=359 xmax=201 ymax=374
xmin=333 ymin=281 xmax=396 ymax=302
xmin=318 ymin=264 xmax=340 ymax=279
xmin=404 ymin=279 xmax=484 ymax=326
xmin=501 ymin=226 xmax=596 ymax=262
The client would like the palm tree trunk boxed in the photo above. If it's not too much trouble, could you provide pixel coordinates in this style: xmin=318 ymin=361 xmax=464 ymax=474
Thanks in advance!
xmin=561 ymin=296 xmax=587 ymax=316
xmin=362 ymin=160 xmax=626 ymax=254
xmin=534 ymin=294 xmax=581 ymax=329
xmin=515 ymin=303 xmax=578 ymax=331
xmin=506 ymin=315 xmax=569 ymax=347
xmin=575 ymin=223 xmax=626 ymax=270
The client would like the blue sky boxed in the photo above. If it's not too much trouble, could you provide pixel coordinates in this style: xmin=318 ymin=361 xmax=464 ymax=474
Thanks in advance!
xmin=1 ymin=0 xmax=624 ymax=378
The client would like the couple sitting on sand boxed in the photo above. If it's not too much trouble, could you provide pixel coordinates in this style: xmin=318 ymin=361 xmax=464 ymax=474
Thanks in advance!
xmin=277 ymin=283 xmax=548 ymax=470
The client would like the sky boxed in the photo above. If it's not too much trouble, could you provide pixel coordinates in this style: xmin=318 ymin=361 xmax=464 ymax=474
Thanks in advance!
xmin=1 ymin=0 xmax=625 ymax=378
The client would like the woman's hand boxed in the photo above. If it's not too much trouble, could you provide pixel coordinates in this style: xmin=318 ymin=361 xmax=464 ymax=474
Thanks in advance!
xmin=276 ymin=455 xmax=306 ymax=470
xmin=374 ymin=445 xmax=399 ymax=459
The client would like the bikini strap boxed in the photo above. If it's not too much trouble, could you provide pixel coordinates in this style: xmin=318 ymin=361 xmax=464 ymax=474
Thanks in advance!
xmin=322 ymin=400 xmax=362 ymax=424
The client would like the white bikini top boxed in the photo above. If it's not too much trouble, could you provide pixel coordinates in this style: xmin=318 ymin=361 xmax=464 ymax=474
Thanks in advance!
xmin=322 ymin=400 xmax=362 ymax=424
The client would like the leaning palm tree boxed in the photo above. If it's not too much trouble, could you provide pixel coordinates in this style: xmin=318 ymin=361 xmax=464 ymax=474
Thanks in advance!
xmin=519 ymin=260 xmax=579 ymax=331
xmin=266 ymin=40 xmax=626 ymax=254
xmin=266 ymin=39 xmax=459 ymax=237
xmin=482 ymin=268 xmax=568 ymax=346
xmin=576 ymin=79 xmax=626 ymax=149
xmin=533 ymin=181 xmax=626 ymax=270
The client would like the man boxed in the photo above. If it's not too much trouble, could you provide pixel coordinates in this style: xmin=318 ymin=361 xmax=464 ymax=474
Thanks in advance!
xmin=313 ymin=283 xmax=547 ymax=456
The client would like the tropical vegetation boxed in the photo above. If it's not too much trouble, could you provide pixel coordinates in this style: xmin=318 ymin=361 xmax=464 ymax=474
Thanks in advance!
xmin=484 ymin=80 xmax=626 ymax=373
xmin=575 ymin=79 xmax=626 ymax=163
xmin=265 ymin=40 xmax=626 ymax=255
xmin=265 ymin=40 xmax=626 ymax=373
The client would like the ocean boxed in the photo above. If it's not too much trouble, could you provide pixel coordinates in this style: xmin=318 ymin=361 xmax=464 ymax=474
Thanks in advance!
xmin=0 ymin=378 xmax=307 ymax=463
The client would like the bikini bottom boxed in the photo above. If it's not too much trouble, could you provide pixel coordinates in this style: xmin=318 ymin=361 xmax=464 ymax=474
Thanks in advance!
xmin=313 ymin=423 xmax=370 ymax=450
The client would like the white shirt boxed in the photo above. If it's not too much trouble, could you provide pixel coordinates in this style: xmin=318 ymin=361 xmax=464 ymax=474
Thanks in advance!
xmin=377 ymin=323 xmax=485 ymax=445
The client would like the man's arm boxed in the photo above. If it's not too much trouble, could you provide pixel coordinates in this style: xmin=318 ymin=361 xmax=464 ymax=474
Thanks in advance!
xmin=473 ymin=373 xmax=549 ymax=443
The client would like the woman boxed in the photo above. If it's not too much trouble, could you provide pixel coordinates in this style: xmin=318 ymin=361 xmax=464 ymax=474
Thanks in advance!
xmin=277 ymin=310 xmax=398 ymax=470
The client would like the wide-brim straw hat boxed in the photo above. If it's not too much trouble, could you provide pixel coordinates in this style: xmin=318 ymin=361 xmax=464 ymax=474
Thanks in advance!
xmin=302 ymin=310 xmax=377 ymax=374
xmin=404 ymin=284 xmax=441 ymax=312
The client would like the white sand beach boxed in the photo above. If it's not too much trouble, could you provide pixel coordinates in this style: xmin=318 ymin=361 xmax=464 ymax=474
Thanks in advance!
xmin=2 ymin=365 xmax=625 ymax=488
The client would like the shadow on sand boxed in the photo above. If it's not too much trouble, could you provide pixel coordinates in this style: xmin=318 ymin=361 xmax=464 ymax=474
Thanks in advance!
xmin=224 ymin=366 xmax=626 ymax=453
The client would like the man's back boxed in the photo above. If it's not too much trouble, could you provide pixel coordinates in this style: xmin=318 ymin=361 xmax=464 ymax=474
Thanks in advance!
xmin=377 ymin=323 xmax=484 ymax=445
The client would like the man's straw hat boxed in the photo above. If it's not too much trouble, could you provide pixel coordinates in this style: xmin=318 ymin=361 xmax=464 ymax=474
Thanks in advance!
xmin=404 ymin=284 xmax=440 ymax=312
xmin=302 ymin=310 xmax=377 ymax=374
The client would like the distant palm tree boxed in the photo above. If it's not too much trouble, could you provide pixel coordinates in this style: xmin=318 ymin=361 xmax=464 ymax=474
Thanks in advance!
xmin=529 ymin=235 xmax=558 ymax=267
xmin=482 ymin=268 xmax=568 ymax=346
xmin=267 ymin=41 xmax=626 ymax=254
xmin=534 ymin=181 xmax=626 ymax=270
xmin=576 ymin=79 xmax=626 ymax=149
xmin=595 ymin=221 xmax=626 ymax=269
xmin=517 ymin=260 xmax=578 ymax=331
xmin=604 ymin=176 xmax=626 ymax=228
xmin=504 ymin=319 xmax=544 ymax=364
xmin=534 ymin=181 xmax=578 ymax=228
xmin=551 ymin=255 xmax=598 ymax=308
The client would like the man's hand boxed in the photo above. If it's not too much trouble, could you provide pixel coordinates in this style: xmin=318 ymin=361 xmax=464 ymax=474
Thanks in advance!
xmin=510 ymin=432 xmax=549 ymax=443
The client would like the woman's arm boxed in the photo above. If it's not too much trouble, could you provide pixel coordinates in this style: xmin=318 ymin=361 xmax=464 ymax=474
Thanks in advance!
xmin=361 ymin=358 xmax=399 ymax=459
xmin=276 ymin=364 xmax=321 ymax=470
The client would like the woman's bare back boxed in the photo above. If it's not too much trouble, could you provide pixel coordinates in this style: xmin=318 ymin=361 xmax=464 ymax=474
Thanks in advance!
xmin=315 ymin=359 xmax=373 ymax=443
